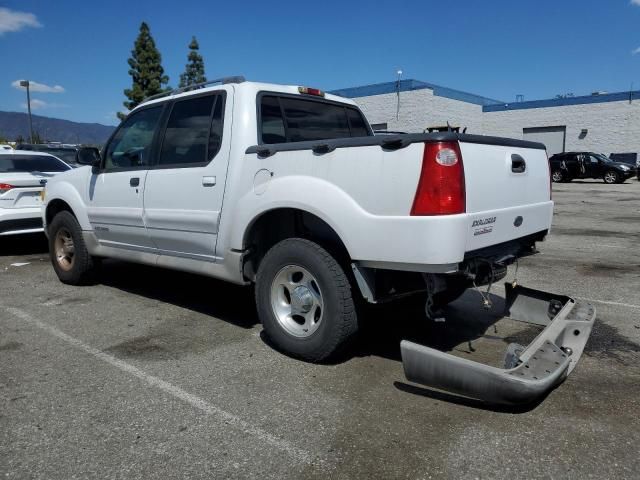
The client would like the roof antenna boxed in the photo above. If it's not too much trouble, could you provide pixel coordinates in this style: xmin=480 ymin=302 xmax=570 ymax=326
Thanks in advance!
xmin=396 ymin=69 xmax=403 ymax=120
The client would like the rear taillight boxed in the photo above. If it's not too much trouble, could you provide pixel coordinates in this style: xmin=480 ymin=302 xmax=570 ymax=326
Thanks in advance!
xmin=0 ymin=183 xmax=14 ymax=195
xmin=411 ymin=142 xmax=465 ymax=215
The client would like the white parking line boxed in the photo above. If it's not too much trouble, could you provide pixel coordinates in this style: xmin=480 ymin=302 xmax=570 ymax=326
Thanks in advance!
xmin=7 ymin=307 xmax=318 ymax=466
xmin=576 ymin=298 xmax=640 ymax=310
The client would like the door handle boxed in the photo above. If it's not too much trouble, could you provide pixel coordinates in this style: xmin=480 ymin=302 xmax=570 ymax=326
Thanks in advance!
xmin=202 ymin=176 xmax=216 ymax=187
xmin=130 ymin=177 xmax=140 ymax=187
xmin=511 ymin=154 xmax=526 ymax=173
xmin=311 ymin=143 xmax=336 ymax=154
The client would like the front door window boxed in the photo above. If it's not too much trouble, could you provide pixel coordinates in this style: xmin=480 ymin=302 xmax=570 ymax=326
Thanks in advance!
xmin=104 ymin=107 xmax=163 ymax=170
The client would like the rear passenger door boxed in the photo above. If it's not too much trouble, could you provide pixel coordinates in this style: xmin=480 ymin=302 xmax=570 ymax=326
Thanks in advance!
xmin=566 ymin=154 xmax=581 ymax=178
xmin=143 ymin=89 xmax=231 ymax=260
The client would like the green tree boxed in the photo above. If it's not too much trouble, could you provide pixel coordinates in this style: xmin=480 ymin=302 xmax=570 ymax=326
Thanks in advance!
xmin=179 ymin=36 xmax=207 ymax=88
xmin=118 ymin=22 xmax=169 ymax=121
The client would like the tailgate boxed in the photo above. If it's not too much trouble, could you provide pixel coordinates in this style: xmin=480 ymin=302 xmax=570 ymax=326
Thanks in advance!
xmin=459 ymin=141 xmax=553 ymax=250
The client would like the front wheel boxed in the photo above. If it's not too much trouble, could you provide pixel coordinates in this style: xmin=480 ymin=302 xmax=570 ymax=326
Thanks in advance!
xmin=255 ymin=238 xmax=358 ymax=362
xmin=603 ymin=170 xmax=619 ymax=184
xmin=48 ymin=211 xmax=96 ymax=285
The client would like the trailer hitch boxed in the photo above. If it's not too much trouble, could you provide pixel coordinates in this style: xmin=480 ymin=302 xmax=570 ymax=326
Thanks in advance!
xmin=400 ymin=283 xmax=595 ymax=405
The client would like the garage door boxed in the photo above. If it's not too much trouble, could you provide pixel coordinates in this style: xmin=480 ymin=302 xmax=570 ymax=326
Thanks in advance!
xmin=523 ymin=126 xmax=566 ymax=155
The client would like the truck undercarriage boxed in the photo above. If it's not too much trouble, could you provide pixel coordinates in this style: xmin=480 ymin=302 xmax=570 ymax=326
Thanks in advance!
xmin=353 ymin=230 xmax=595 ymax=405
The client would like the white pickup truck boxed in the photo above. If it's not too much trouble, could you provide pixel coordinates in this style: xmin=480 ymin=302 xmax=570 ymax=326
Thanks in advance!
xmin=42 ymin=77 xmax=595 ymax=404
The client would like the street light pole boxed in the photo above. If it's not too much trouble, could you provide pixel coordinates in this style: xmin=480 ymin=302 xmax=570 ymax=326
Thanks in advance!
xmin=19 ymin=80 xmax=34 ymax=144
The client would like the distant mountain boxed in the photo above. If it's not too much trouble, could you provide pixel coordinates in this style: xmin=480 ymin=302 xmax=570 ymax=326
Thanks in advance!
xmin=0 ymin=111 xmax=116 ymax=145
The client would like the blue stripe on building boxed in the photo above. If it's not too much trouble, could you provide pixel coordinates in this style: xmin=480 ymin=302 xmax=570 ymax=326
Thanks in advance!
xmin=329 ymin=79 xmax=503 ymax=107
xmin=482 ymin=91 xmax=640 ymax=112
xmin=330 ymin=79 xmax=640 ymax=112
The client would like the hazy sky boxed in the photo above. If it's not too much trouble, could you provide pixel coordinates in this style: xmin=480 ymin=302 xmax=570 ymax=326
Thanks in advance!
xmin=2 ymin=0 xmax=640 ymax=125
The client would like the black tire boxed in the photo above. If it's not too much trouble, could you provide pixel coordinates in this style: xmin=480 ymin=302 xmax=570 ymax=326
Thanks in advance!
xmin=48 ymin=211 xmax=96 ymax=285
xmin=255 ymin=238 xmax=358 ymax=362
xmin=603 ymin=170 xmax=619 ymax=184
xmin=551 ymin=170 xmax=565 ymax=183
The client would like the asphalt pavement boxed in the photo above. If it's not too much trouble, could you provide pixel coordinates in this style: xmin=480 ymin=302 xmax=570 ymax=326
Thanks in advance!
xmin=1 ymin=179 xmax=639 ymax=479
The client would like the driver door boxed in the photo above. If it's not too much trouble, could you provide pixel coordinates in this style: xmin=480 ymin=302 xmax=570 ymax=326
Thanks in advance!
xmin=86 ymin=105 xmax=164 ymax=250
xmin=587 ymin=154 xmax=603 ymax=178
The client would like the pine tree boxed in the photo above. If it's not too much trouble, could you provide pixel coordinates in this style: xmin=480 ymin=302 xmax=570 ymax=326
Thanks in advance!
xmin=178 ymin=36 xmax=207 ymax=88
xmin=118 ymin=22 xmax=169 ymax=120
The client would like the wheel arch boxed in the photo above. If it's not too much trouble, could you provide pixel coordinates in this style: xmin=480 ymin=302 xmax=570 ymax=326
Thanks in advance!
xmin=45 ymin=198 xmax=76 ymax=228
xmin=44 ymin=180 xmax=92 ymax=231
xmin=241 ymin=207 xmax=352 ymax=281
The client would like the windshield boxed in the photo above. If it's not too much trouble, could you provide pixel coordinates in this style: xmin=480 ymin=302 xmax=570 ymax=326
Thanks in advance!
xmin=0 ymin=155 xmax=71 ymax=173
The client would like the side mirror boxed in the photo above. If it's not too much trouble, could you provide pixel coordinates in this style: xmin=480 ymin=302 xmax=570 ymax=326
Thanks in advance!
xmin=76 ymin=147 xmax=101 ymax=168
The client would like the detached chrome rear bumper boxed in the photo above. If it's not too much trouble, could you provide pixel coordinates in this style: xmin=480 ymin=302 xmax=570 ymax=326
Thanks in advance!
xmin=400 ymin=284 xmax=595 ymax=405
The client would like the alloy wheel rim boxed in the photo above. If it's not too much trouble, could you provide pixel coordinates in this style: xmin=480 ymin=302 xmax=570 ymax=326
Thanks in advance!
xmin=604 ymin=172 xmax=616 ymax=183
xmin=552 ymin=172 xmax=562 ymax=182
xmin=54 ymin=228 xmax=75 ymax=271
xmin=270 ymin=265 xmax=324 ymax=338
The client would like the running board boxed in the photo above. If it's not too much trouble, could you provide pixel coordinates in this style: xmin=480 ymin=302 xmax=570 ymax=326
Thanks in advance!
xmin=400 ymin=283 xmax=596 ymax=405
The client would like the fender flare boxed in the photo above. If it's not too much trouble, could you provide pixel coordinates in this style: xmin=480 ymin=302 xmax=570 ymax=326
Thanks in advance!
xmin=226 ymin=175 xmax=371 ymax=257
xmin=45 ymin=180 xmax=91 ymax=230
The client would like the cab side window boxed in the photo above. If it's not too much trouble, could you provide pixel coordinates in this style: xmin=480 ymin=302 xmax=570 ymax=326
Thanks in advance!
xmin=260 ymin=96 xmax=286 ymax=144
xmin=159 ymin=93 xmax=225 ymax=167
xmin=104 ymin=107 xmax=163 ymax=170
xmin=259 ymin=94 xmax=371 ymax=144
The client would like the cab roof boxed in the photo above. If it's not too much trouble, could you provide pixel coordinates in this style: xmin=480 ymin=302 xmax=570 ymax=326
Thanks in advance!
xmin=136 ymin=78 xmax=357 ymax=112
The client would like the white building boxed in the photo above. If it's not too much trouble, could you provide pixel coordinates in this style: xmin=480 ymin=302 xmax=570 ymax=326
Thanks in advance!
xmin=330 ymin=80 xmax=640 ymax=156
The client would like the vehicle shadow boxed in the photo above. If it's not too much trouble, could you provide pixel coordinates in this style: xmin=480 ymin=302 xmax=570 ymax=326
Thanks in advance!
xmin=95 ymin=260 xmax=541 ymax=411
xmin=97 ymin=259 xmax=259 ymax=330
xmin=352 ymin=291 xmax=508 ymax=363
xmin=96 ymin=259 xmax=511 ymax=363
xmin=0 ymin=233 xmax=48 ymax=256
xmin=567 ymin=180 xmax=632 ymax=185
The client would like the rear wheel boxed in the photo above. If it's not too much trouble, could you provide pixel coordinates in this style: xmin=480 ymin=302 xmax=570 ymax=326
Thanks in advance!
xmin=48 ymin=211 xmax=96 ymax=285
xmin=551 ymin=170 xmax=564 ymax=183
xmin=255 ymin=238 xmax=358 ymax=362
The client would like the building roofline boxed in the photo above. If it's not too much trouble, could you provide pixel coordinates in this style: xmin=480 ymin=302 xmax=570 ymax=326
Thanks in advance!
xmin=329 ymin=79 xmax=504 ymax=107
xmin=330 ymin=78 xmax=640 ymax=112
xmin=483 ymin=90 xmax=640 ymax=112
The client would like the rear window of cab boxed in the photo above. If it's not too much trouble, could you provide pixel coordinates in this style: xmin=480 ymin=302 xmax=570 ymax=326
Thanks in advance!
xmin=259 ymin=94 xmax=371 ymax=144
